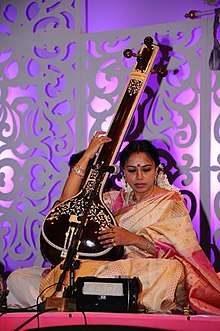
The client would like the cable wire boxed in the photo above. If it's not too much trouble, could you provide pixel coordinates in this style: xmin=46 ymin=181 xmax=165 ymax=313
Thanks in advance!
xmin=14 ymin=308 xmax=56 ymax=331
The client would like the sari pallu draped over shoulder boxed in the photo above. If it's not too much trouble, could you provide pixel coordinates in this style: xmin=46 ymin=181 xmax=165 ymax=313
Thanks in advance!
xmin=40 ymin=190 xmax=220 ymax=314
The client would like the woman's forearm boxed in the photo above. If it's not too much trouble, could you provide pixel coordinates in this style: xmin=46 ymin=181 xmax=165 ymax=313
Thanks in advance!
xmin=59 ymin=154 xmax=91 ymax=202
xmin=58 ymin=132 xmax=111 ymax=202
xmin=131 ymin=233 xmax=156 ymax=256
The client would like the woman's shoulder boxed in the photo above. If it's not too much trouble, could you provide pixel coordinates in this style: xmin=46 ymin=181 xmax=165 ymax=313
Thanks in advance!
xmin=154 ymin=186 xmax=182 ymax=200
xmin=156 ymin=188 xmax=190 ymax=216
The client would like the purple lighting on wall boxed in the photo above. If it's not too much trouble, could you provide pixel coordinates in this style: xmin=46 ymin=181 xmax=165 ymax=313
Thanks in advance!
xmin=3 ymin=4 xmax=17 ymax=23
xmin=0 ymin=0 xmax=220 ymax=272
xmin=26 ymin=59 xmax=41 ymax=77
xmin=4 ymin=61 xmax=19 ymax=79
xmin=26 ymin=1 xmax=40 ymax=21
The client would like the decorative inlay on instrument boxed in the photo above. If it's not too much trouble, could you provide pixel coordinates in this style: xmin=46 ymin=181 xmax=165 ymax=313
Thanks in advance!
xmin=40 ymin=36 xmax=166 ymax=266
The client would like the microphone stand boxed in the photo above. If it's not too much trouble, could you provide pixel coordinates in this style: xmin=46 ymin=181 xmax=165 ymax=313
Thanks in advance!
xmin=45 ymin=216 xmax=85 ymax=312
xmin=55 ymin=165 xmax=117 ymax=306
xmin=44 ymin=165 xmax=115 ymax=311
xmin=58 ymin=227 xmax=83 ymax=305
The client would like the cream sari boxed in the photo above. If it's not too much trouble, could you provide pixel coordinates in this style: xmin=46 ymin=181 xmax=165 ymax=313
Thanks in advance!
xmin=40 ymin=190 xmax=220 ymax=314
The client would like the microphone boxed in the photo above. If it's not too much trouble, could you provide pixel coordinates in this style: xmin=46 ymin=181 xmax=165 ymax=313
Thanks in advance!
xmin=185 ymin=9 xmax=215 ymax=19
xmin=99 ymin=165 xmax=120 ymax=175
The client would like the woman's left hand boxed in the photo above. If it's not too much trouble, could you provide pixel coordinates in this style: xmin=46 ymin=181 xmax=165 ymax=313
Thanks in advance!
xmin=98 ymin=225 xmax=137 ymax=248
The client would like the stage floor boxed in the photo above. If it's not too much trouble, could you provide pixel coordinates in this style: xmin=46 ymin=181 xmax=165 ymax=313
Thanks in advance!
xmin=0 ymin=312 xmax=220 ymax=331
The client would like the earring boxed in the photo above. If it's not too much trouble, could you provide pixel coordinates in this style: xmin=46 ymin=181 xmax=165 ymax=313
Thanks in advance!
xmin=156 ymin=163 xmax=180 ymax=193
xmin=121 ymin=176 xmax=132 ymax=193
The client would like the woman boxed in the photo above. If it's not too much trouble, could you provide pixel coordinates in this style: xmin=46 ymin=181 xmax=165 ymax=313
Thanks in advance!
xmin=40 ymin=133 xmax=220 ymax=314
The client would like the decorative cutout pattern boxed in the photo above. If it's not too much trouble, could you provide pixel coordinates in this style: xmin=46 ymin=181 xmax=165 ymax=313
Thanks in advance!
xmin=0 ymin=1 xmax=220 ymax=271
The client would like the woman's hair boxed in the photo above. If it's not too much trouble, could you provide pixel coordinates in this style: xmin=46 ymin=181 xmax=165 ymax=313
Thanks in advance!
xmin=69 ymin=150 xmax=95 ymax=169
xmin=68 ymin=150 xmax=94 ymax=177
xmin=119 ymin=140 xmax=160 ymax=169
xmin=69 ymin=150 xmax=86 ymax=168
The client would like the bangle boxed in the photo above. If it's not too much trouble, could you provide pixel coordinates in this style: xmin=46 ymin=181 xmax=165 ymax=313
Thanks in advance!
xmin=145 ymin=240 xmax=156 ymax=255
xmin=72 ymin=164 xmax=85 ymax=178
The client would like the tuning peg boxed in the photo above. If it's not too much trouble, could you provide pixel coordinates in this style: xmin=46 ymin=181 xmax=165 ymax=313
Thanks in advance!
xmin=123 ymin=49 xmax=138 ymax=58
xmin=184 ymin=10 xmax=199 ymax=19
xmin=144 ymin=36 xmax=154 ymax=47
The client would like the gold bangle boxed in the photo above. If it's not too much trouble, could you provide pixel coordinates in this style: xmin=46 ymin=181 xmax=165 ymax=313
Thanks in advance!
xmin=145 ymin=240 xmax=155 ymax=255
xmin=72 ymin=164 xmax=85 ymax=178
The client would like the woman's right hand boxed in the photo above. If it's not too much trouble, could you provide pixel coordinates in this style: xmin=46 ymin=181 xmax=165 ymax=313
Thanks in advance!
xmin=59 ymin=131 xmax=111 ymax=202
xmin=83 ymin=131 xmax=112 ymax=160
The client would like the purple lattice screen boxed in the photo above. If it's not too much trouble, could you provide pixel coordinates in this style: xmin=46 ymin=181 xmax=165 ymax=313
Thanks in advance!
xmin=0 ymin=1 xmax=220 ymax=273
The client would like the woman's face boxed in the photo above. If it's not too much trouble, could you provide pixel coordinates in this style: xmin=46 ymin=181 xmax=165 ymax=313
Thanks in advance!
xmin=124 ymin=152 xmax=157 ymax=199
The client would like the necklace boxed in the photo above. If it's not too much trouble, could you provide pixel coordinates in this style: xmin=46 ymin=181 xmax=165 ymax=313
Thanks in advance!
xmin=128 ymin=185 xmax=155 ymax=204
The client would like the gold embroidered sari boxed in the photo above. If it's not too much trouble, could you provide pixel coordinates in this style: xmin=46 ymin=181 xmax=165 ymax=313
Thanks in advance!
xmin=40 ymin=190 xmax=220 ymax=314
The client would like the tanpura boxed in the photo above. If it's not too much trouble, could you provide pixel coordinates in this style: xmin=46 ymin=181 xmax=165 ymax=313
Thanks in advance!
xmin=40 ymin=36 xmax=166 ymax=266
